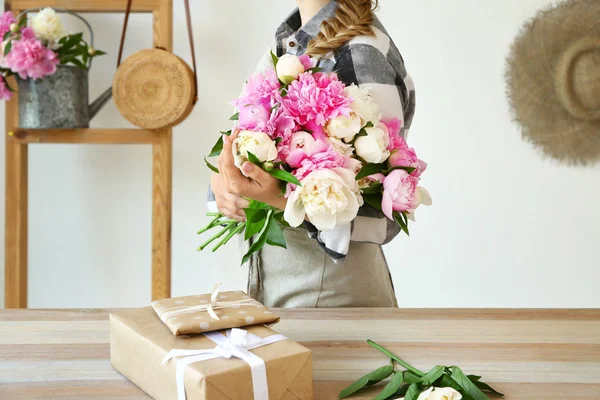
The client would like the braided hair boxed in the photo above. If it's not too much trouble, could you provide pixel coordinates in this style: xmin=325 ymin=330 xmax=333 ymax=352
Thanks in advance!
xmin=305 ymin=0 xmax=379 ymax=57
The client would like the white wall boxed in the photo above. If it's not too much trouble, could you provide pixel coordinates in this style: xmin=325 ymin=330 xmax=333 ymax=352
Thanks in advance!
xmin=1 ymin=0 xmax=599 ymax=309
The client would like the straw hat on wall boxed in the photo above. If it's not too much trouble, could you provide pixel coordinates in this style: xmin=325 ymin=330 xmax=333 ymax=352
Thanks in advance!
xmin=506 ymin=0 xmax=600 ymax=165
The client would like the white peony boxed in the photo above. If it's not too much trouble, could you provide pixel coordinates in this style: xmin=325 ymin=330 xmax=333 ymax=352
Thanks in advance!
xmin=347 ymin=158 xmax=363 ymax=175
xmin=276 ymin=54 xmax=305 ymax=84
xmin=329 ymin=137 xmax=354 ymax=157
xmin=232 ymin=130 xmax=278 ymax=169
xmin=284 ymin=168 xmax=360 ymax=231
xmin=354 ymin=123 xmax=390 ymax=164
xmin=402 ymin=387 xmax=462 ymax=400
xmin=345 ymin=84 xmax=382 ymax=125
xmin=326 ymin=114 xmax=362 ymax=142
xmin=289 ymin=131 xmax=316 ymax=155
xmin=31 ymin=8 xmax=67 ymax=43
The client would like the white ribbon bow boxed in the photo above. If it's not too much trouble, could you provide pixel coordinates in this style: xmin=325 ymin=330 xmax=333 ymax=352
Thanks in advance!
xmin=157 ymin=283 xmax=257 ymax=321
xmin=162 ymin=328 xmax=287 ymax=400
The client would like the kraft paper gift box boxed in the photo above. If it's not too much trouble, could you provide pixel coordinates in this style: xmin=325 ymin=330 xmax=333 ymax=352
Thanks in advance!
xmin=110 ymin=307 xmax=313 ymax=400
xmin=151 ymin=291 xmax=280 ymax=336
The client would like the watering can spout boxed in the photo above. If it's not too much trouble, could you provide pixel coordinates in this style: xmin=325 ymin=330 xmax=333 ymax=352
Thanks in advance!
xmin=89 ymin=87 xmax=114 ymax=120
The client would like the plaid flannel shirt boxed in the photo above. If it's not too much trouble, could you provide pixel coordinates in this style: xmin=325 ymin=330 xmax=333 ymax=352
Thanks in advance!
xmin=208 ymin=1 xmax=416 ymax=262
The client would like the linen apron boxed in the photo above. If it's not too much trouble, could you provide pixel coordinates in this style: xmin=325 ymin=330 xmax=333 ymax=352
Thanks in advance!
xmin=246 ymin=227 xmax=398 ymax=308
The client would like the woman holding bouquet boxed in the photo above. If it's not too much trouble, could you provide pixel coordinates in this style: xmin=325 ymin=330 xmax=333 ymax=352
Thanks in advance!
xmin=209 ymin=0 xmax=417 ymax=308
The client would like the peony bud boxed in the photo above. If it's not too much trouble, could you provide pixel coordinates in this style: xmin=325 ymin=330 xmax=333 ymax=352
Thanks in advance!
xmin=276 ymin=54 xmax=305 ymax=84
xmin=10 ymin=23 xmax=19 ymax=33
xmin=263 ymin=161 xmax=274 ymax=172
xmin=88 ymin=47 xmax=96 ymax=56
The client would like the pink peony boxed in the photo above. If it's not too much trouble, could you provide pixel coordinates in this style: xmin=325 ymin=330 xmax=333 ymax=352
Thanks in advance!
xmin=383 ymin=118 xmax=405 ymax=151
xmin=4 ymin=35 xmax=58 ymax=79
xmin=233 ymin=67 xmax=281 ymax=110
xmin=0 ymin=11 xmax=16 ymax=38
xmin=381 ymin=169 xmax=419 ymax=219
xmin=238 ymin=99 xmax=271 ymax=131
xmin=20 ymin=27 xmax=36 ymax=40
xmin=282 ymin=71 xmax=351 ymax=126
xmin=287 ymin=139 xmax=348 ymax=182
xmin=298 ymin=54 xmax=314 ymax=70
xmin=0 ymin=76 xmax=12 ymax=100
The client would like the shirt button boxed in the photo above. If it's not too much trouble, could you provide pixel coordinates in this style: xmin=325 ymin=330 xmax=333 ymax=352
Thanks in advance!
xmin=288 ymin=41 xmax=296 ymax=48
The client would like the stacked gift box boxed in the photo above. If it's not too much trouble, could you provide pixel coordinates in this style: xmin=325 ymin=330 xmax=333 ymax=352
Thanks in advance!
xmin=110 ymin=288 xmax=313 ymax=400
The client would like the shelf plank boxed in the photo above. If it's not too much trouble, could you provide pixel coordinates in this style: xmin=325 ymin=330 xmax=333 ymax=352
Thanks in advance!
xmin=10 ymin=128 xmax=162 ymax=145
xmin=6 ymin=0 xmax=162 ymax=12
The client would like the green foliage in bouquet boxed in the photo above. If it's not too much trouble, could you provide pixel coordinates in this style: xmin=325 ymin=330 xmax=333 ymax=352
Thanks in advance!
xmin=340 ymin=340 xmax=504 ymax=400
xmin=55 ymin=32 xmax=105 ymax=70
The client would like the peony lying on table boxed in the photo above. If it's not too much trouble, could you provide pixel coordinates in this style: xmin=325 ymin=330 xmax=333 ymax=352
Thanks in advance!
xmin=0 ymin=8 xmax=105 ymax=100
xmin=199 ymin=52 xmax=431 ymax=263
xmin=340 ymin=340 xmax=504 ymax=400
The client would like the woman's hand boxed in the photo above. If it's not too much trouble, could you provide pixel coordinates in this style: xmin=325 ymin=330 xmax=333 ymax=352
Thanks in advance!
xmin=218 ymin=133 xmax=287 ymax=211
xmin=210 ymin=172 xmax=249 ymax=222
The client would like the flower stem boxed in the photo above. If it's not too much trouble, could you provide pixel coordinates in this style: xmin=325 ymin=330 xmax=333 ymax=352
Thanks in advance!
xmin=197 ymin=213 xmax=224 ymax=235
xmin=367 ymin=339 xmax=424 ymax=376
xmin=197 ymin=223 xmax=234 ymax=251
xmin=213 ymin=222 xmax=245 ymax=252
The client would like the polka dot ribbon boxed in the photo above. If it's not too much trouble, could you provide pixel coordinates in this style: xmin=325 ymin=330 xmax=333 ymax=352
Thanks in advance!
xmin=161 ymin=328 xmax=288 ymax=400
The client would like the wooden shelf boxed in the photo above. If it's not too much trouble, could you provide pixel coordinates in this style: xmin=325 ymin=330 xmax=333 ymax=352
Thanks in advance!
xmin=5 ymin=0 xmax=162 ymax=13
xmin=10 ymin=128 xmax=164 ymax=145
xmin=4 ymin=0 xmax=174 ymax=308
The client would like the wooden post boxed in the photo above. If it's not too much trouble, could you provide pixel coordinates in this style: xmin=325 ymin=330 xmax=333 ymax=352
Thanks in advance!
xmin=151 ymin=0 xmax=173 ymax=301
xmin=5 ymin=76 xmax=28 ymax=307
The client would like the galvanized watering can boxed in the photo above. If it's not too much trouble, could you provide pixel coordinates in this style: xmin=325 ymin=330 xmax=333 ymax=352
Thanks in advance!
xmin=16 ymin=8 xmax=113 ymax=129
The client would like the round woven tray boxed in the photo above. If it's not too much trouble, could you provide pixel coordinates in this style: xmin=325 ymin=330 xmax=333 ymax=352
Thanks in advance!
xmin=113 ymin=49 xmax=195 ymax=129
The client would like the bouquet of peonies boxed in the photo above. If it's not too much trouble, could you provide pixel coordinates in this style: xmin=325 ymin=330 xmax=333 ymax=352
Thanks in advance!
xmin=199 ymin=52 xmax=431 ymax=263
xmin=0 ymin=8 xmax=105 ymax=100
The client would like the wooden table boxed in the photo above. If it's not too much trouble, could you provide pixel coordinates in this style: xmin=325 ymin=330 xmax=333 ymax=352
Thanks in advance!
xmin=0 ymin=309 xmax=598 ymax=399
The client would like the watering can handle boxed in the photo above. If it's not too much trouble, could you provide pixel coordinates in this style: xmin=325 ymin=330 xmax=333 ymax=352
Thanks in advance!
xmin=17 ymin=8 xmax=95 ymax=67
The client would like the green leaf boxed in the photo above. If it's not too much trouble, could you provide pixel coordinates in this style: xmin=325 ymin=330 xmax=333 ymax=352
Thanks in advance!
xmin=467 ymin=375 xmax=482 ymax=382
xmin=404 ymin=384 xmax=422 ymax=400
xmin=373 ymin=371 xmax=404 ymax=400
xmin=93 ymin=50 xmax=107 ymax=56
xmin=306 ymin=67 xmax=323 ymax=74
xmin=208 ymin=136 xmax=224 ymax=158
xmin=473 ymin=381 xmax=505 ymax=398
xmin=241 ymin=210 xmax=273 ymax=265
xmin=204 ymin=156 xmax=219 ymax=173
xmin=339 ymin=364 xmax=394 ymax=399
xmin=243 ymin=209 xmax=269 ymax=241
xmin=450 ymin=366 xmax=489 ymax=400
xmin=229 ymin=112 xmax=239 ymax=121
xmin=403 ymin=371 xmax=423 ymax=384
xmin=280 ymin=75 xmax=295 ymax=83
xmin=4 ymin=41 xmax=12 ymax=56
xmin=355 ymin=128 xmax=368 ymax=139
xmin=70 ymin=58 xmax=86 ymax=69
xmin=265 ymin=219 xmax=287 ymax=249
xmin=280 ymin=88 xmax=288 ymax=97
xmin=393 ymin=212 xmax=410 ymax=236
xmin=3 ymin=31 xmax=11 ymax=41
xmin=421 ymin=366 xmax=445 ymax=386
xmin=248 ymin=200 xmax=271 ymax=210
xmin=385 ymin=166 xmax=417 ymax=175
xmin=364 ymin=121 xmax=375 ymax=129
xmin=274 ymin=137 xmax=282 ymax=145
xmin=361 ymin=182 xmax=383 ymax=195
xmin=220 ymin=130 xmax=232 ymax=136
xmin=362 ymin=194 xmax=383 ymax=211
xmin=18 ymin=16 xmax=27 ymax=28
xmin=356 ymin=163 xmax=386 ymax=180
xmin=269 ymin=169 xmax=301 ymax=186
xmin=270 ymin=51 xmax=279 ymax=68
xmin=438 ymin=375 xmax=473 ymax=399
xmin=246 ymin=151 xmax=262 ymax=166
